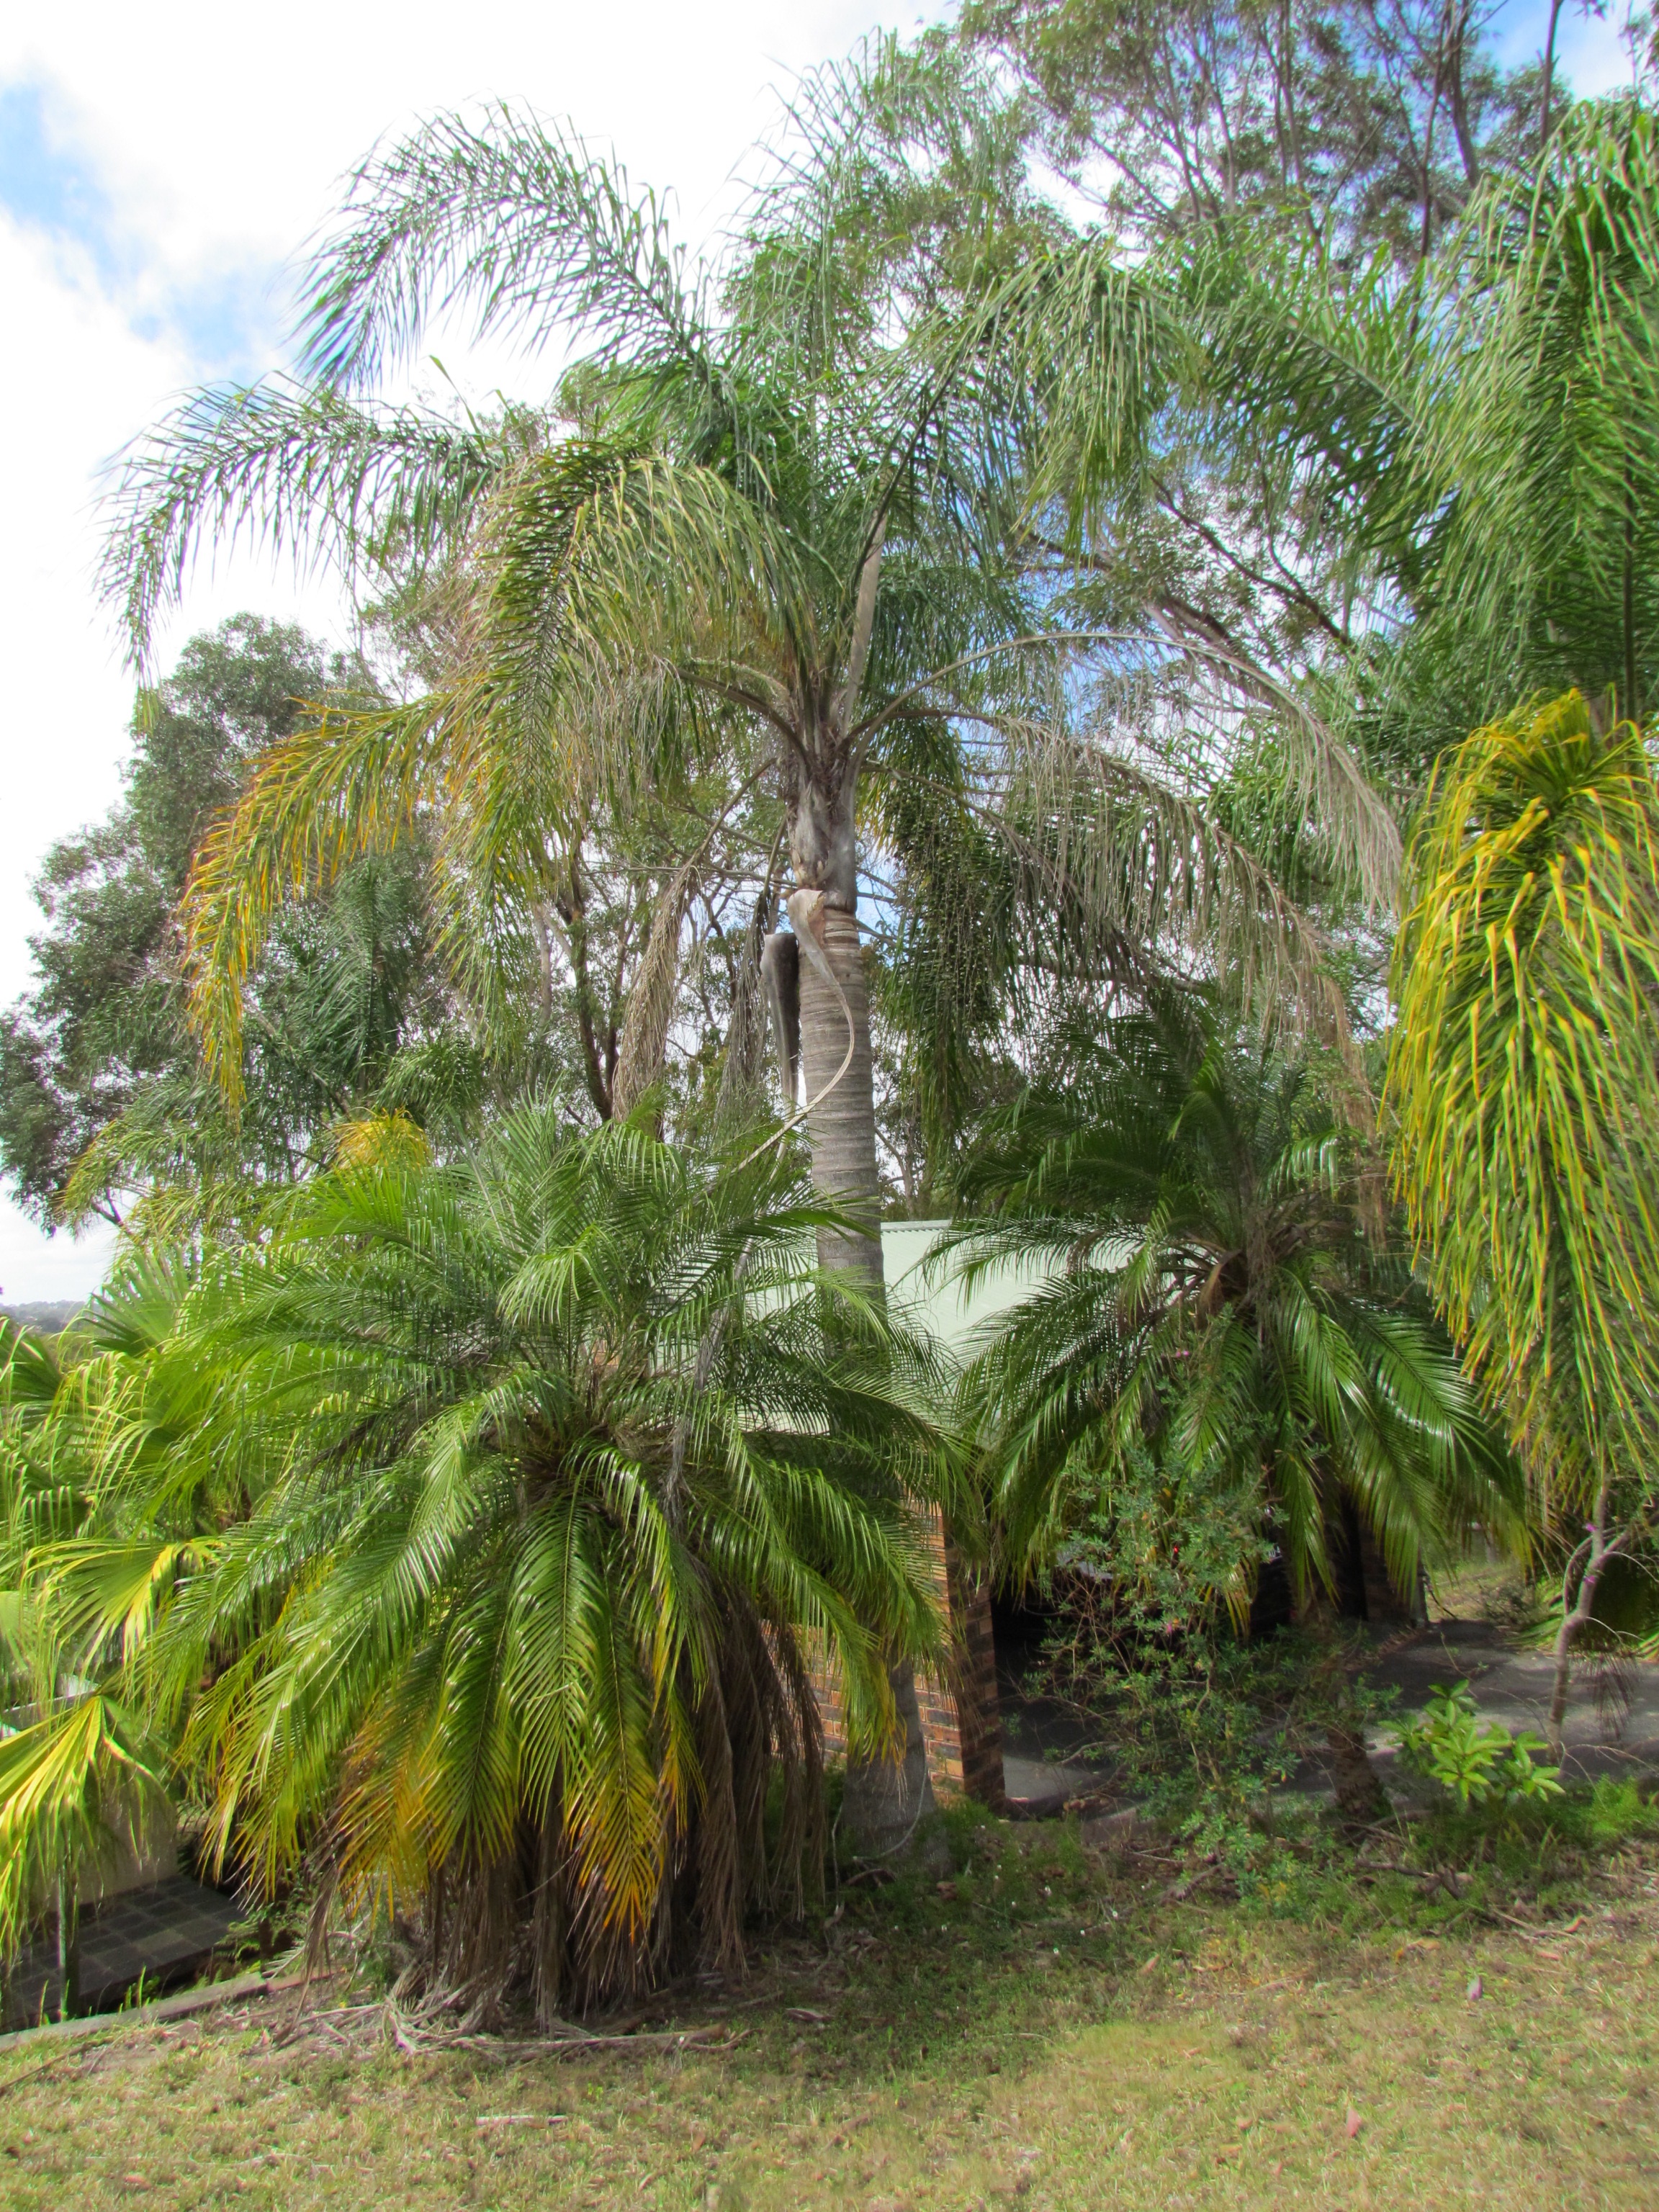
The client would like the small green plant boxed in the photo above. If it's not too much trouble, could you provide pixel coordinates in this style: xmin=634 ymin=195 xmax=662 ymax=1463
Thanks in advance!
xmin=1398 ymin=1681 xmax=1562 ymax=1808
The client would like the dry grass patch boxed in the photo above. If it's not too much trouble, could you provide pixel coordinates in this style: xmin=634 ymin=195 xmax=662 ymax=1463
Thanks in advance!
xmin=1 ymin=1820 xmax=1655 ymax=2210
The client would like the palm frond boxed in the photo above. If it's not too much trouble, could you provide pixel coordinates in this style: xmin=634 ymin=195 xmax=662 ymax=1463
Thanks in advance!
xmin=297 ymin=105 xmax=710 ymax=393
xmin=1388 ymin=688 xmax=1659 ymax=1502
xmin=101 ymin=380 xmax=502 ymax=659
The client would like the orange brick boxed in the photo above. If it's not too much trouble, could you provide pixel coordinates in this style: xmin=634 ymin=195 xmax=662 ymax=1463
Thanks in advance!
xmin=807 ymin=1509 xmax=1002 ymax=1806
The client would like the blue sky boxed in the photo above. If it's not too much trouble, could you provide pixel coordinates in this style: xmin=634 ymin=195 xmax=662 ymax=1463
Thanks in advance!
xmin=0 ymin=77 xmax=282 ymax=378
xmin=0 ymin=83 xmax=112 ymax=266
xmin=0 ymin=0 xmax=1638 ymax=1301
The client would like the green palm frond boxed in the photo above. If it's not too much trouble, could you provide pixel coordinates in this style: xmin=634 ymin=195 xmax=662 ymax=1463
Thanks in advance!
xmin=948 ymin=997 xmax=1517 ymax=1617
xmin=0 ymin=1692 xmax=170 ymax=1961
xmin=298 ymin=105 xmax=711 ymax=395
xmin=101 ymin=380 xmax=504 ymax=661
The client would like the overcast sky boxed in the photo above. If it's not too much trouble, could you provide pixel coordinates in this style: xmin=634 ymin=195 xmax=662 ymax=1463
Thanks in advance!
xmin=0 ymin=0 xmax=1639 ymax=1302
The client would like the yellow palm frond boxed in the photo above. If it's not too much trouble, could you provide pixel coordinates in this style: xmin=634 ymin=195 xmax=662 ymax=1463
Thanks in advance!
xmin=1388 ymin=688 xmax=1659 ymax=1494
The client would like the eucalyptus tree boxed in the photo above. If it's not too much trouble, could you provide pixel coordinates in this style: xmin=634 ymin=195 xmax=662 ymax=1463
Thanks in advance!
xmin=963 ymin=0 xmax=1542 ymax=266
xmin=0 ymin=619 xmax=377 ymax=1228
xmin=0 ymin=619 xmax=458 ymax=1249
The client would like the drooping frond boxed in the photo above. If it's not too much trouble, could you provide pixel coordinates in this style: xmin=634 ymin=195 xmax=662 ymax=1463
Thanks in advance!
xmin=181 ymin=693 xmax=465 ymax=1099
xmin=1006 ymin=225 xmax=1409 ymax=908
xmin=101 ymin=380 xmax=503 ymax=660
xmin=297 ymin=105 xmax=710 ymax=394
xmin=1387 ymin=688 xmax=1659 ymax=1496
xmin=1416 ymin=102 xmax=1659 ymax=716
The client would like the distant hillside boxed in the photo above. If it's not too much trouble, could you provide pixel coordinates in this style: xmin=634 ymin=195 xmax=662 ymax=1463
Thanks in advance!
xmin=0 ymin=1300 xmax=84 ymax=1336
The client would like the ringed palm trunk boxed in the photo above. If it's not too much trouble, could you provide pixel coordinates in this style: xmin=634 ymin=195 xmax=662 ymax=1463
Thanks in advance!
xmin=791 ymin=775 xmax=938 ymax=1858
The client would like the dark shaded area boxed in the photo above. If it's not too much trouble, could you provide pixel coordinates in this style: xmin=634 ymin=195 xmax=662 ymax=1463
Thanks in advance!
xmin=989 ymin=1588 xmax=1107 ymax=1809
xmin=3 ymin=1876 xmax=241 ymax=2028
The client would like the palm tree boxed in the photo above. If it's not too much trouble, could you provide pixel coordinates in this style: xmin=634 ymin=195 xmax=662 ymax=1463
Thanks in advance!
xmin=3 ymin=1110 xmax=953 ymax=2012
xmin=1388 ymin=691 xmax=1659 ymax=1751
xmin=101 ymin=45 xmax=1399 ymax=1845
xmin=1395 ymin=99 xmax=1659 ymax=734
xmin=1193 ymin=99 xmax=1659 ymax=1740
xmin=944 ymin=999 xmax=1518 ymax=1625
xmin=1012 ymin=105 xmax=1659 ymax=1748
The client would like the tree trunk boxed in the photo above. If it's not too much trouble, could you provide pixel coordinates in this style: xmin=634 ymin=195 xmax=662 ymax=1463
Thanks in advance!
xmin=1539 ymin=0 xmax=1565 ymax=148
xmin=1326 ymin=1719 xmax=1390 ymax=1825
xmin=946 ymin=1541 xmax=1007 ymax=1810
xmin=1546 ymin=1474 xmax=1622 ymax=1759
xmin=797 ymin=901 xmax=881 ymax=1277
xmin=794 ymin=894 xmax=938 ymax=1856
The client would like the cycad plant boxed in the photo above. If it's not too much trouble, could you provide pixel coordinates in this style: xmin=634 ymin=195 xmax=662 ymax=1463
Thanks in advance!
xmin=946 ymin=1001 xmax=1517 ymax=1622
xmin=1 ymin=1110 xmax=953 ymax=2013
xmin=1388 ymin=690 xmax=1659 ymax=1749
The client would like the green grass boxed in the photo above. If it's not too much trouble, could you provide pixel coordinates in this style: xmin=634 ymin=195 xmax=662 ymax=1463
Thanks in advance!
xmin=2 ymin=1800 xmax=1656 ymax=2209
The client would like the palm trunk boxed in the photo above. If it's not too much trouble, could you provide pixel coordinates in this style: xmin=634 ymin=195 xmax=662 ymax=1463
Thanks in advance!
xmin=797 ymin=902 xmax=881 ymax=1277
xmin=795 ymin=896 xmax=938 ymax=1856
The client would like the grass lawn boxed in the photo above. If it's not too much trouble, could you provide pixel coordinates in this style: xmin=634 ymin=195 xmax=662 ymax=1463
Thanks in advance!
xmin=2 ymin=1807 xmax=1655 ymax=2210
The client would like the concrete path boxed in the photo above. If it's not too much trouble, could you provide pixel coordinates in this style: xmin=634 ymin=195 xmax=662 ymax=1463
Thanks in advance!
xmin=990 ymin=1620 xmax=1659 ymax=1814
xmin=1357 ymin=1619 xmax=1659 ymax=1794
xmin=997 ymin=1686 xmax=1111 ymax=1811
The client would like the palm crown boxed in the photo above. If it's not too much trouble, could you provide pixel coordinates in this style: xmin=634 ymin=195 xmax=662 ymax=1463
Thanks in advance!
xmin=943 ymin=1003 xmax=1519 ymax=1620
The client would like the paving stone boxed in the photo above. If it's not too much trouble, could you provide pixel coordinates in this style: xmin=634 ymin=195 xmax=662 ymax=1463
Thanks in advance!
xmin=3 ymin=1875 xmax=242 ymax=2028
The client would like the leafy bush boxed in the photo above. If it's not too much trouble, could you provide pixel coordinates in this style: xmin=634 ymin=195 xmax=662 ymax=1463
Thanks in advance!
xmin=1398 ymin=1681 xmax=1562 ymax=1808
xmin=1043 ymin=1611 xmax=1390 ymax=1804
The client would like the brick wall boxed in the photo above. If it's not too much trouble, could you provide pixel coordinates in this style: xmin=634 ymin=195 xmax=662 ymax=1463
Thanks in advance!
xmin=809 ymin=1506 xmax=1004 ymax=1805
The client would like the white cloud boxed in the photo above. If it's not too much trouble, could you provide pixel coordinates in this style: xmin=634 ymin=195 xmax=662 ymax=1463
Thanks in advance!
xmin=0 ymin=0 xmax=928 ymax=1299
xmin=0 ymin=1213 xmax=117 ymax=1312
